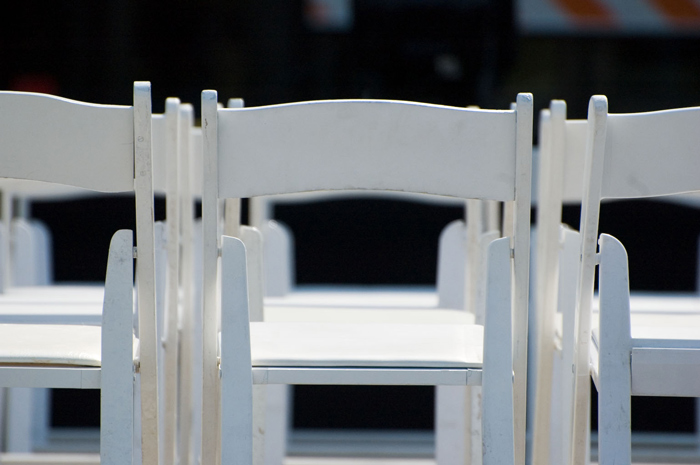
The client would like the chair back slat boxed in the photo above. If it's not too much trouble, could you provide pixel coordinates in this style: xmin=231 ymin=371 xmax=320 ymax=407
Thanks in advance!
xmin=0 ymin=92 xmax=133 ymax=192
xmin=562 ymin=120 xmax=587 ymax=203
xmin=602 ymin=108 xmax=700 ymax=199
xmin=218 ymin=100 xmax=518 ymax=201
xmin=152 ymin=114 xmax=168 ymax=194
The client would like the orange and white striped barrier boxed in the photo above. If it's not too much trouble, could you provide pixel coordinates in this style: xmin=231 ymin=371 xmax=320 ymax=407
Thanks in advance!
xmin=518 ymin=0 xmax=700 ymax=34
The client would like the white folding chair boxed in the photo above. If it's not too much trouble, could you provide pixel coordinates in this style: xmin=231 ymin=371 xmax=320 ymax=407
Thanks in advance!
xmin=200 ymin=92 xmax=534 ymax=465
xmin=0 ymin=83 xmax=159 ymax=465
xmin=562 ymin=96 xmax=700 ymax=465
xmin=530 ymin=98 xmax=700 ymax=465
xmin=216 ymin=97 xmax=505 ymax=465
xmin=0 ymin=97 xmax=189 ymax=462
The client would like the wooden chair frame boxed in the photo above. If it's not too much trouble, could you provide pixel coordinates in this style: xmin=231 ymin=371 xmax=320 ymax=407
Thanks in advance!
xmin=200 ymin=92 xmax=534 ymax=465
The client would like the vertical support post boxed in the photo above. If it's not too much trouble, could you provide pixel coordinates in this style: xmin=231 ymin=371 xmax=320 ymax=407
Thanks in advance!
xmin=512 ymin=92 xmax=533 ymax=465
xmin=163 ymin=96 xmax=181 ymax=465
xmin=571 ymin=96 xmax=608 ymax=465
xmin=100 ymin=230 xmax=136 ymax=465
xmin=201 ymin=89 xmax=222 ymax=465
xmin=179 ymin=103 xmax=196 ymax=465
xmin=133 ymin=81 xmax=159 ymax=465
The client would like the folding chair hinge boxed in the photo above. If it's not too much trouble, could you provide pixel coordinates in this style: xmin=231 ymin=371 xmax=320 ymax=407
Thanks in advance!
xmin=133 ymin=246 xmax=138 ymax=259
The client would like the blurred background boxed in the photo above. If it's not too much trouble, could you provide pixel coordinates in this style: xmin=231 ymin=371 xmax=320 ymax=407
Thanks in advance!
xmin=3 ymin=0 xmax=700 ymax=457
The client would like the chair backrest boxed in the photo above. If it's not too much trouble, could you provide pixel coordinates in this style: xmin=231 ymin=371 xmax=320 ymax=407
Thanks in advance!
xmin=200 ymin=91 xmax=534 ymax=464
xmin=0 ymin=83 xmax=159 ymax=464
xmin=568 ymin=96 xmax=700 ymax=463
xmin=0 ymin=96 xmax=178 ymax=292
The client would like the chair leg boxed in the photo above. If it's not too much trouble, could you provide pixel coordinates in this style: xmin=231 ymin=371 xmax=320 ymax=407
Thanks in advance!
xmin=435 ymin=385 xmax=469 ymax=465
xmin=481 ymin=238 xmax=514 ymax=465
xmin=101 ymin=230 xmax=136 ymax=465
xmin=597 ymin=235 xmax=632 ymax=465
xmin=5 ymin=388 xmax=33 ymax=453
xmin=470 ymin=386 xmax=483 ymax=465
xmin=253 ymin=385 xmax=267 ymax=465
xmin=221 ymin=236 xmax=254 ymax=465
xmin=264 ymin=384 xmax=290 ymax=465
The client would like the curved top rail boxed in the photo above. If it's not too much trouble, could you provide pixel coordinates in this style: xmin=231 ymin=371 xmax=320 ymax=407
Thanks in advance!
xmin=217 ymin=99 xmax=517 ymax=201
xmin=602 ymin=106 xmax=700 ymax=199
xmin=0 ymin=92 xmax=134 ymax=193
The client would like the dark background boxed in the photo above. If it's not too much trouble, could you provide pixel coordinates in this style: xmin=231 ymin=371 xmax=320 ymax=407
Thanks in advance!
xmin=4 ymin=0 xmax=700 ymax=439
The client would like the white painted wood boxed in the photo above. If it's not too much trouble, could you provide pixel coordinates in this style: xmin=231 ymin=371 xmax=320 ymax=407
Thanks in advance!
xmin=596 ymin=233 xmax=632 ymax=465
xmin=163 ymin=97 xmax=181 ymax=465
xmin=179 ymin=102 xmax=196 ymax=465
xmin=249 ymin=197 xmax=270 ymax=232
xmin=154 ymin=221 xmax=168 ymax=463
xmin=240 ymin=226 xmax=265 ymax=322
xmin=470 ymin=385 xmax=483 ymax=465
xmin=0 ymin=367 xmax=101 ymax=389
xmin=602 ymin=107 xmax=700 ymax=199
xmin=0 ymin=324 xmax=102 ymax=365
xmin=0 ymin=453 xmax=100 ymax=465
xmin=253 ymin=385 xmax=267 ymax=465
xmin=511 ymin=93 xmax=533 ymax=465
xmin=533 ymin=97 xmax=700 ymax=465
xmin=571 ymin=95 xmax=608 ymax=465
xmin=220 ymin=235 xmax=253 ymax=465
xmin=261 ymin=220 xmax=294 ymax=298
xmin=201 ymin=89 xmax=222 ymax=465
xmin=630 ymin=348 xmax=700 ymax=396
xmin=264 ymin=305 xmax=473 ymax=324
xmin=6 ymin=388 xmax=33 ymax=452
xmin=204 ymin=92 xmax=533 ymax=464
xmin=11 ymin=219 xmax=35 ymax=286
xmin=531 ymin=100 xmax=567 ymax=465
xmin=0 ymin=92 xmax=133 ymax=192
xmin=225 ymin=198 xmax=241 ymax=237
xmin=191 ymin=219 xmax=204 ymax=465
xmin=190 ymin=128 xmax=204 ymax=200
xmin=152 ymin=114 xmax=168 ymax=195
xmin=263 ymin=384 xmax=289 ymax=465
xmin=30 ymin=220 xmax=52 ymax=285
xmin=561 ymin=120 xmax=587 ymax=203
xmin=218 ymin=100 xmax=518 ymax=201
xmin=436 ymin=220 xmax=467 ymax=310
xmin=265 ymin=286 xmax=438 ymax=309
xmin=0 ymin=211 xmax=8 ymax=292
xmin=556 ymin=227 xmax=580 ymax=465
xmin=435 ymin=386 xmax=469 ymax=465
xmin=0 ymin=84 xmax=159 ymax=463
xmin=249 ymin=321 xmax=483 ymax=368
xmin=252 ymin=367 xmax=482 ymax=386
xmin=475 ymin=231 xmax=500 ymax=326
xmin=133 ymin=81 xmax=159 ymax=465
xmin=466 ymin=199 xmax=482 ymax=315
xmin=481 ymin=237 xmax=514 ymax=465
xmin=100 ymin=230 xmax=135 ymax=465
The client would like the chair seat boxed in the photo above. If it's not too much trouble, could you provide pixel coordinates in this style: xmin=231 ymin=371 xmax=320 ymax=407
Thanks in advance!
xmin=593 ymin=291 xmax=700 ymax=314
xmin=591 ymin=311 xmax=700 ymax=350
xmin=555 ymin=292 xmax=700 ymax=343
xmin=0 ymin=301 xmax=104 ymax=325
xmin=247 ymin=322 xmax=483 ymax=368
xmin=0 ymin=324 xmax=103 ymax=366
xmin=264 ymin=305 xmax=474 ymax=324
xmin=264 ymin=285 xmax=438 ymax=309
xmin=0 ymin=284 xmax=105 ymax=303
